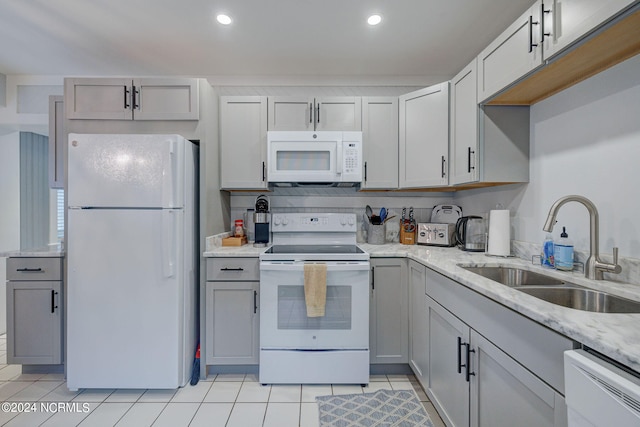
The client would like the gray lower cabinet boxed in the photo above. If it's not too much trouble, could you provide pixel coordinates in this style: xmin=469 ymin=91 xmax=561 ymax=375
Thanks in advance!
xmin=370 ymin=258 xmax=408 ymax=364
xmin=205 ymin=258 xmax=259 ymax=365
xmin=408 ymin=260 xmax=428 ymax=387
xmin=6 ymin=257 xmax=63 ymax=365
xmin=425 ymin=267 xmax=570 ymax=427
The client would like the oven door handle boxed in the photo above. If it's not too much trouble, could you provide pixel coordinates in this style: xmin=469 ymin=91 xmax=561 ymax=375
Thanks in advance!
xmin=259 ymin=262 xmax=370 ymax=271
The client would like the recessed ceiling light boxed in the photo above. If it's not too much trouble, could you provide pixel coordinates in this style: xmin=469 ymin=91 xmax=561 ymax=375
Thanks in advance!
xmin=216 ymin=14 xmax=232 ymax=25
xmin=367 ymin=14 xmax=382 ymax=26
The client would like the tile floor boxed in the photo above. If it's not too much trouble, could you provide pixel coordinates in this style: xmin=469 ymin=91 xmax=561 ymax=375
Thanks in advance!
xmin=0 ymin=336 xmax=445 ymax=426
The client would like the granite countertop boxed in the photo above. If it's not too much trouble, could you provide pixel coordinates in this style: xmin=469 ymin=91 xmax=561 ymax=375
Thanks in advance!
xmin=1 ymin=244 xmax=65 ymax=258
xmin=204 ymin=240 xmax=640 ymax=373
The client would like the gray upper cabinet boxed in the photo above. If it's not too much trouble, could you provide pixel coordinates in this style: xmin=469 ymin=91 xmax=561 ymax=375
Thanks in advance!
xmin=361 ymin=97 xmax=398 ymax=190
xmin=450 ymin=59 xmax=530 ymax=186
xmin=267 ymin=96 xmax=362 ymax=131
xmin=64 ymin=77 xmax=199 ymax=120
xmin=220 ymin=96 xmax=268 ymax=190
xmin=399 ymin=83 xmax=449 ymax=189
xmin=541 ymin=0 xmax=636 ymax=60
xmin=477 ymin=2 xmax=543 ymax=103
xmin=48 ymin=95 xmax=64 ymax=189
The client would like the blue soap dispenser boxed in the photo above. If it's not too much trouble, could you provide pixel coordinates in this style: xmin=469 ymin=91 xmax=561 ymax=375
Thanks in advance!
xmin=554 ymin=227 xmax=574 ymax=271
xmin=541 ymin=233 xmax=555 ymax=268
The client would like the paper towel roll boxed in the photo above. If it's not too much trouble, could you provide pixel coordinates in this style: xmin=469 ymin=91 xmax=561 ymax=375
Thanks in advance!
xmin=487 ymin=210 xmax=511 ymax=256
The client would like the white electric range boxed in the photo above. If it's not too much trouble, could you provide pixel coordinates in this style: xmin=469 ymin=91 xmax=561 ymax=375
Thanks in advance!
xmin=259 ymin=212 xmax=370 ymax=385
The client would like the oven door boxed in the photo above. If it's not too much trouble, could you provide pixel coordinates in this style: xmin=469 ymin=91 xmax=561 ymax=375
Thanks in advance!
xmin=260 ymin=261 xmax=370 ymax=350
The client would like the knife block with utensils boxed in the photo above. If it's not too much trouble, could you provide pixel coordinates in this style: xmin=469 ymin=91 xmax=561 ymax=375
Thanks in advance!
xmin=400 ymin=220 xmax=416 ymax=245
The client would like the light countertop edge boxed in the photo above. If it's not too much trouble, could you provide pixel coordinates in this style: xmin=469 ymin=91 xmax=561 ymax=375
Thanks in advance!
xmin=204 ymin=242 xmax=640 ymax=373
xmin=1 ymin=245 xmax=65 ymax=257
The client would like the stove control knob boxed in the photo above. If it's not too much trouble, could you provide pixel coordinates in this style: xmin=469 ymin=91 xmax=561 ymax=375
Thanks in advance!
xmin=348 ymin=216 xmax=355 ymax=225
xmin=340 ymin=217 xmax=347 ymax=225
xmin=282 ymin=217 xmax=289 ymax=226
xmin=273 ymin=216 xmax=281 ymax=226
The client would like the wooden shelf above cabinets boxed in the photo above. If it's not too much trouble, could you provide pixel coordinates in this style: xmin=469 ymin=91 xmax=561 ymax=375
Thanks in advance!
xmin=486 ymin=7 xmax=640 ymax=106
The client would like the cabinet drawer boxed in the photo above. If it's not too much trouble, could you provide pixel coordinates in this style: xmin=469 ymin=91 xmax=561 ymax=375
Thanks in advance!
xmin=7 ymin=258 xmax=63 ymax=281
xmin=206 ymin=258 xmax=259 ymax=281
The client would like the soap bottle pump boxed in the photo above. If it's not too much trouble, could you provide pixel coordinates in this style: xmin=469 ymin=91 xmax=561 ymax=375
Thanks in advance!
xmin=541 ymin=233 xmax=555 ymax=268
xmin=554 ymin=226 xmax=574 ymax=271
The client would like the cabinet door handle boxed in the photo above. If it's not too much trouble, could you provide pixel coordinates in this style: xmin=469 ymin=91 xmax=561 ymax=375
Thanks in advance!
xmin=124 ymin=86 xmax=130 ymax=109
xmin=262 ymin=161 xmax=266 ymax=182
xmin=17 ymin=267 xmax=43 ymax=272
xmin=316 ymin=103 xmax=320 ymax=124
xmin=132 ymin=85 xmax=139 ymax=110
xmin=371 ymin=266 xmax=375 ymax=291
xmin=364 ymin=161 xmax=368 ymax=182
xmin=220 ymin=267 xmax=244 ymax=271
xmin=465 ymin=343 xmax=476 ymax=382
xmin=541 ymin=3 xmax=551 ymax=42
xmin=254 ymin=290 xmax=258 ymax=314
xmin=529 ymin=15 xmax=539 ymax=53
xmin=309 ymin=102 xmax=313 ymax=124
xmin=457 ymin=336 xmax=464 ymax=374
xmin=441 ymin=156 xmax=446 ymax=178
xmin=51 ymin=290 xmax=59 ymax=313
xmin=467 ymin=147 xmax=475 ymax=173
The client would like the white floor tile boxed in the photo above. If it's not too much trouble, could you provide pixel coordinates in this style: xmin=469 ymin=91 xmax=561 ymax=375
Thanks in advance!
xmin=7 ymin=380 xmax=63 ymax=401
xmin=78 ymin=402 xmax=133 ymax=427
xmin=170 ymin=381 xmax=212 ymax=403
xmin=114 ymin=402 xmax=166 ymax=427
xmin=363 ymin=381 xmax=393 ymax=393
xmin=201 ymin=374 xmax=217 ymax=382
xmin=244 ymin=373 xmax=259 ymax=383
xmin=389 ymin=381 xmax=413 ymax=391
xmin=269 ymin=384 xmax=301 ymax=402
xmin=40 ymin=401 xmax=99 ymax=427
xmin=236 ymin=381 xmax=271 ymax=402
xmin=368 ymin=375 xmax=388 ymax=382
xmin=0 ymin=409 xmax=18 ymax=426
xmin=40 ymin=383 xmax=83 ymax=402
xmin=387 ymin=374 xmax=412 ymax=382
xmin=203 ymin=381 xmax=241 ymax=403
xmin=189 ymin=403 xmax=233 ymax=427
xmin=0 ymin=365 xmax=23 ymax=381
xmin=74 ymin=388 xmax=115 ymax=402
xmin=152 ymin=402 xmax=199 ymax=427
xmin=263 ymin=402 xmax=300 ymax=427
xmin=226 ymin=402 xmax=267 ymax=427
xmin=0 ymin=381 xmax=33 ymax=400
xmin=4 ymin=407 xmax=54 ymax=426
xmin=214 ymin=373 xmax=245 ymax=382
xmin=137 ymin=389 xmax=176 ymax=403
xmin=300 ymin=402 xmax=320 ymax=427
xmin=14 ymin=373 xmax=45 ymax=381
xmin=105 ymin=389 xmax=146 ymax=403
xmin=301 ymin=385 xmax=332 ymax=402
xmin=331 ymin=384 xmax=364 ymax=395
xmin=39 ymin=373 xmax=66 ymax=382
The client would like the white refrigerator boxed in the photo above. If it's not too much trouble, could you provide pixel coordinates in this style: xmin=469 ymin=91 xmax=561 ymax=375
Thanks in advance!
xmin=66 ymin=133 xmax=198 ymax=390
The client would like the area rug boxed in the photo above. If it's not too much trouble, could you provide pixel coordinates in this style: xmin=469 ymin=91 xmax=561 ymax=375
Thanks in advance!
xmin=316 ymin=389 xmax=434 ymax=427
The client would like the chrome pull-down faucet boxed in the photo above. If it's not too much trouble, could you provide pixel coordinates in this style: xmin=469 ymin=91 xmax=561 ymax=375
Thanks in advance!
xmin=543 ymin=195 xmax=622 ymax=280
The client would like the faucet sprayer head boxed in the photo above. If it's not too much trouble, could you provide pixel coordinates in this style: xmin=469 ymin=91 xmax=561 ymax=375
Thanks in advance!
xmin=542 ymin=214 xmax=557 ymax=232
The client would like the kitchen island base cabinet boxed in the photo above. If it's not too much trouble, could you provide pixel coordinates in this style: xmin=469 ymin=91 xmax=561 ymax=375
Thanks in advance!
xmin=425 ymin=267 xmax=571 ymax=427
xmin=370 ymin=259 xmax=408 ymax=364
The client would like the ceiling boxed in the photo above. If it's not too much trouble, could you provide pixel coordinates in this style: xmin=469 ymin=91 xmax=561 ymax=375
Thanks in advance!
xmin=0 ymin=0 xmax=534 ymax=84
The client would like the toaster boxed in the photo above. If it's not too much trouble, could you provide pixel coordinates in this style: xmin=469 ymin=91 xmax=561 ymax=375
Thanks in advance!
xmin=417 ymin=223 xmax=455 ymax=246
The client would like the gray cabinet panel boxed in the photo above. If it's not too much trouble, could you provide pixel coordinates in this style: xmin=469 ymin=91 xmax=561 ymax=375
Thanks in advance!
xmin=361 ymin=97 xmax=398 ymax=190
xmin=408 ymin=260 xmax=428 ymax=387
xmin=369 ymin=258 xmax=408 ymax=364
xmin=7 ymin=280 xmax=62 ymax=365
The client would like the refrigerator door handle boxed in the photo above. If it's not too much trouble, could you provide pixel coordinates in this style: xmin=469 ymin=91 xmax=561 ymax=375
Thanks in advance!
xmin=162 ymin=210 xmax=177 ymax=278
xmin=163 ymin=139 xmax=178 ymax=208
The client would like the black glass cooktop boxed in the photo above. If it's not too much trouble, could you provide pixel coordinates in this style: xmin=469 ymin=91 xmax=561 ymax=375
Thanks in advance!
xmin=265 ymin=244 xmax=364 ymax=255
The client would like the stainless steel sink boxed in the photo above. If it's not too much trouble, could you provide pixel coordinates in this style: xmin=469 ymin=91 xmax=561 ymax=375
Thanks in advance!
xmin=461 ymin=266 xmax=565 ymax=287
xmin=518 ymin=287 xmax=640 ymax=313
xmin=460 ymin=265 xmax=640 ymax=313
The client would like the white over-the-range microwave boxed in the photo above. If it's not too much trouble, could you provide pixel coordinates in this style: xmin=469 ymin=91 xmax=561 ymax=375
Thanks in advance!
xmin=267 ymin=131 xmax=363 ymax=186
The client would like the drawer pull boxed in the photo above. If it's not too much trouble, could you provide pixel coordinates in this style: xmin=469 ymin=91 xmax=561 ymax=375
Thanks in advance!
xmin=220 ymin=267 xmax=244 ymax=272
xmin=17 ymin=267 xmax=43 ymax=272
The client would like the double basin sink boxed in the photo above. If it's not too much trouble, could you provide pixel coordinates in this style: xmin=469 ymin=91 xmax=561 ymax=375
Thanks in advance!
xmin=461 ymin=266 xmax=640 ymax=313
